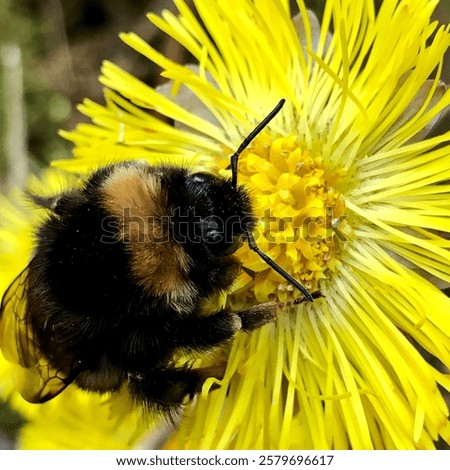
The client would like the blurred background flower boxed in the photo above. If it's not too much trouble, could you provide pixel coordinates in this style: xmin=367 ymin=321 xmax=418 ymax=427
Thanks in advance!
xmin=0 ymin=1 xmax=450 ymax=448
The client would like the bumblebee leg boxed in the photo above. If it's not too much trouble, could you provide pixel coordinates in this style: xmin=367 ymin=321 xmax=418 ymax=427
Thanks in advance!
xmin=235 ymin=301 xmax=282 ymax=332
xmin=238 ymin=294 xmax=322 ymax=331
xmin=175 ymin=311 xmax=243 ymax=351
xmin=128 ymin=365 xmax=225 ymax=411
xmin=176 ymin=297 xmax=313 ymax=352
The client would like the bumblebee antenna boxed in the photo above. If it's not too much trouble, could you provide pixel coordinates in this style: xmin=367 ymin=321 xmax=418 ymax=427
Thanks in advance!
xmin=230 ymin=99 xmax=314 ymax=302
xmin=230 ymin=99 xmax=285 ymax=189
xmin=246 ymin=231 xmax=314 ymax=302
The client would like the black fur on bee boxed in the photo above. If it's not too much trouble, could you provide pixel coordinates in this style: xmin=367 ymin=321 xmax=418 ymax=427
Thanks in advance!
xmin=0 ymin=100 xmax=316 ymax=414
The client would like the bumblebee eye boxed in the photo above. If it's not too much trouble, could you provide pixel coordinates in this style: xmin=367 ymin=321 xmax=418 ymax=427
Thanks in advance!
xmin=204 ymin=228 xmax=222 ymax=244
xmin=202 ymin=217 xmax=243 ymax=255
xmin=203 ymin=218 xmax=224 ymax=244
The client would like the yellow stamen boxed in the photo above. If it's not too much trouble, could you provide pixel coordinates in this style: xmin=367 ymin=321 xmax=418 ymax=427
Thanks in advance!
xmin=227 ymin=134 xmax=348 ymax=303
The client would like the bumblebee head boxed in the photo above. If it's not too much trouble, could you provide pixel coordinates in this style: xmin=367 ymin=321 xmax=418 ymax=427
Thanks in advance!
xmin=169 ymin=169 xmax=255 ymax=257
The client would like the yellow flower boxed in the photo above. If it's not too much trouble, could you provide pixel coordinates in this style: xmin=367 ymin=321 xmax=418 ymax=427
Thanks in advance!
xmin=2 ymin=0 xmax=450 ymax=449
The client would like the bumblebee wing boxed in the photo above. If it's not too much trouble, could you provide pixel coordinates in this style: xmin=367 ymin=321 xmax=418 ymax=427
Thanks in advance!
xmin=12 ymin=360 xmax=71 ymax=404
xmin=0 ymin=267 xmax=71 ymax=403
xmin=0 ymin=268 xmax=35 ymax=365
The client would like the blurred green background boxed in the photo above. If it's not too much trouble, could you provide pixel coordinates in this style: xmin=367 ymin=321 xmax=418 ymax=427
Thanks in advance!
xmin=1 ymin=0 xmax=449 ymax=190
xmin=0 ymin=0 xmax=449 ymax=449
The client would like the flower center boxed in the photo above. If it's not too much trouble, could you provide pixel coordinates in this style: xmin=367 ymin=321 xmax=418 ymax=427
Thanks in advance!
xmin=226 ymin=134 xmax=348 ymax=303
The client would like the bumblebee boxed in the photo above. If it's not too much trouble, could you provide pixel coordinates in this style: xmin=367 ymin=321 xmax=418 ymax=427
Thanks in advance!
xmin=0 ymin=100 xmax=315 ymax=413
